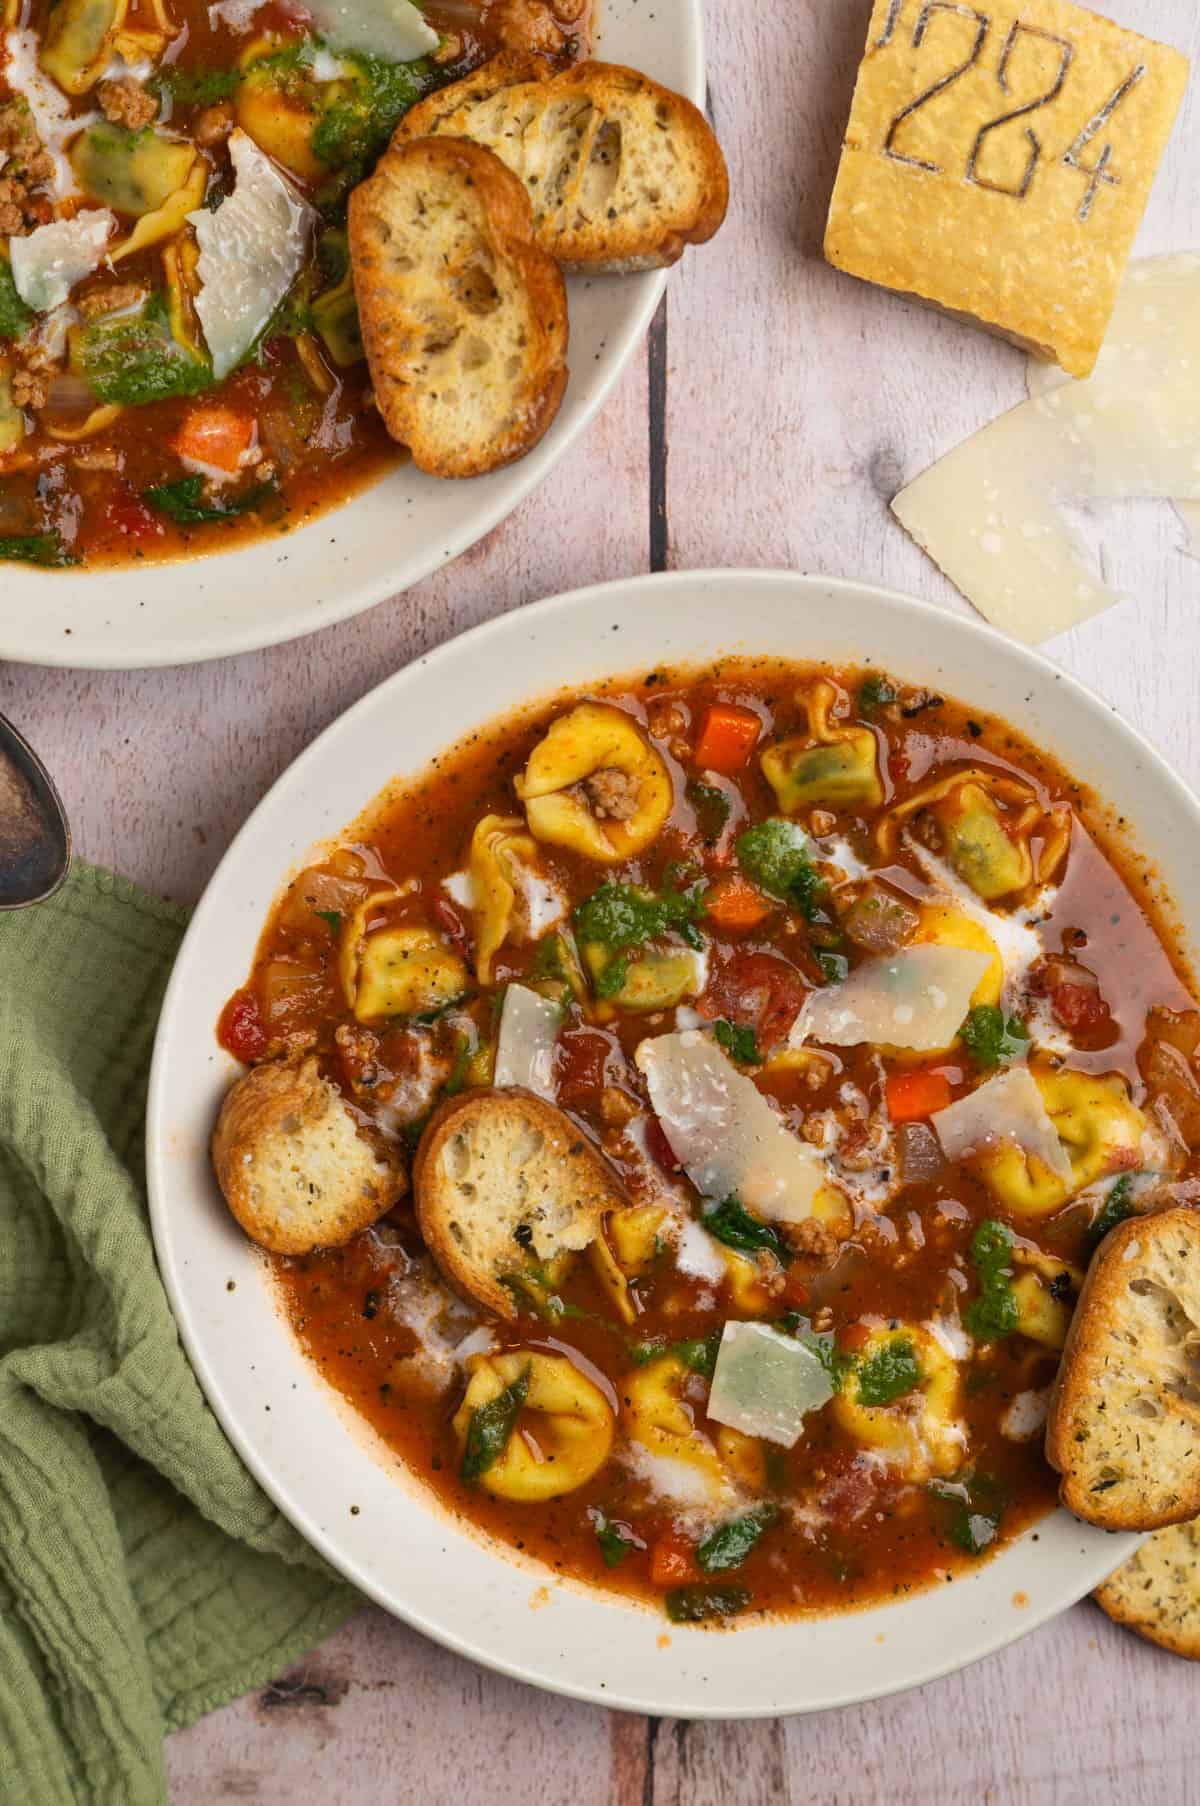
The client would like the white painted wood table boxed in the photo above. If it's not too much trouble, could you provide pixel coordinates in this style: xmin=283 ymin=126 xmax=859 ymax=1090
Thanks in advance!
xmin=5 ymin=0 xmax=1200 ymax=1798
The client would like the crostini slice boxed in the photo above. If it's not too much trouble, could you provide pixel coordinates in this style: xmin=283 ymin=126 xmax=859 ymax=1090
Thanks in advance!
xmin=1095 ymin=1517 xmax=1200 ymax=1661
xmin=347 ymin=136 xmax=568 ymax=479
xmin=1046 ymin=1207 xmax=1200 ymax=1531
xmin=212 ymin=1052 xmax=406 ymax=1255
xmin=393 ymin=55 xmax=729 ymax=273
xmin=413 ymin=1087 xmax=628 ymax=1319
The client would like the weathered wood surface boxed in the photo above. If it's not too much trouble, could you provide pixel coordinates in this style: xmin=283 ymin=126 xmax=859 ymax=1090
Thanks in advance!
xmin=4 ymin=0 xmax=1199 ymax=1797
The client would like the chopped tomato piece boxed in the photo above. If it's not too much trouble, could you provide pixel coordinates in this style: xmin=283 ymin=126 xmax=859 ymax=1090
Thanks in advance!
xmin=649 ymin=1531 xmax=703 ymax=1588
xmin=693 ymin=702 xmax=761 ymax=775
xmin=1049 ymin=982 xmax=1111 ymax=1036
xmin=705 ymin=874 xmax=774 ymax=931
xmin=556 ymin=1027 xmax=616 ymax=1103
xmin=699 ymin=950 xmax=807 ymax=1050
xmin=173 ymin=404 xmax=256 ymax=474
xmin=886 ymin=1069 xmax=952 ymax=1123
xmin=218 ymin=988 xmax=268 ymax=1063
xmin=102 ymin=485 xmax=164 ymax=540
xmin=818 ymin=1452 xmax=888 ymax=1527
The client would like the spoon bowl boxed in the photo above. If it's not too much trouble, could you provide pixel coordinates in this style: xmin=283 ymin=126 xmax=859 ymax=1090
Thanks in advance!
xmin=0 ymin=714 xmax=71 ymax=909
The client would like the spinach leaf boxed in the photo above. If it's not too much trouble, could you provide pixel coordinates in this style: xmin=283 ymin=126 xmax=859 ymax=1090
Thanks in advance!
xmin=735 ymin=819 xmax=823 ymax=919
xmin=856 ymin=1336 xmax=921 ymax=1407
xmin=593 ymin=1512 xmax=636 ymax=1569
xmin=929 ymin=1474 xmax=1006 ymax=1555
xmin=713 ymin=1019 xmax=762 ymax=1065
xmin=857 ymin=674 xmax=898 ymax=716
xmin=630 ymin=1332 xmax=722 ymax=1380
xmin=443 ymin=1033 xmax=473 ymax=1097
xmin=574 ymin=879 xmax=707 ymax=956
xmin=459 ymin=1364 xmax=530 ymax=1483
xmin=960 ymin=1005 xmax=1030 ymax=1070
xmin=152 ymin=66 xmax=240 ymax=105
xmin=686 ymin=778 xmax=731 ymax=843
xmin=1088 ymin=1174 xmax=1136 ymax=1249
xmin=0 ymin=258 xmax=33 ymax=341
xmin=696 ymin=1506 xmax=778 ymax=1574
xmin=701 ymin=1195 xmax=790 ymax=1264
xmin=0 ymin=532 xmax=77 ymax=568
xmin=963 ymin=1219 xmax=1019 ymax=1341
xmin=79 ymin=293 xmax=212 ymax=407
xmin=665 ymin=1585 xmax=751 ymax=1624
xmin=142 ymin=475 xmax=276 ymax=526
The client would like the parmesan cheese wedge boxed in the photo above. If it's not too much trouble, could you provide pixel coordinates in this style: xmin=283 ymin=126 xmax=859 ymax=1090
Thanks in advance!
xmin=304 ymin=0 xmax=437 ymax=62
xmin=893 ymin=256 xmax=1200 ymax=645
xmin=707 ymin=1322 xmax=835 ymax=1450
xmin=9 ymin=210 xmax=114 ymax=313
xmin=795 ymin=945 xmax=991 ymax=1054
xmin=189 ymin=129 xmax=315 ymax=379
xmin=493 ymin=983 xmax=560 ymax=1101
xmin=932 ymin=1068 xmax=1073 ymax=1185
xmin=635 ymin=1030 xmax=829 ymax=1225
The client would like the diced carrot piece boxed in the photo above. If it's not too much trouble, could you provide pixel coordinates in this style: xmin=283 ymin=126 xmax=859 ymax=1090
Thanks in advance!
xmin=705 ymin=873 xmax=774 ymax=931
xmin=693 ymin=703 xmax=761 ymax=775
xmin=649 ymin=1531 xmax=703 ymax=1588
xmin=173 ymin=404 xmax=256 ymax=474
xmin=886 ymin=1069 xmax=953 ymax=1123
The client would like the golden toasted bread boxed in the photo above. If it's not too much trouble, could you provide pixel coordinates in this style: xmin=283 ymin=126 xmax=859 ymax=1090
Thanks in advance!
xmin=212 ymin=1053 xmax=405 ymax=1255
xmin=348 ymin=136 xmax=568 ymax=478
xmin=394 ymin=55 xmax=729 ymax=273
xmin=1095 ymin=1519 xmax=1200 ymax=1661
xmin=413 ymin=1087 xmax=627 ymax=1318
xmin=1046 ymin=1208 xmax=1200 ymax=1531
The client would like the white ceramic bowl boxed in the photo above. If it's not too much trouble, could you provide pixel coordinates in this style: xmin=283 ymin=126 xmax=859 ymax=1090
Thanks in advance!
xmin=147 ymin=570 xmax=1194 ymax=1716
xmin=0 ymin=2 xmax=703 ymax=671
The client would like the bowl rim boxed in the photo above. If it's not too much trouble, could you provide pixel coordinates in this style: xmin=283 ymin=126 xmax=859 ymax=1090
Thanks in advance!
xmin=0 ymin=4 xmax=705 ymax=673
xmin=146 ymin=567 xmax=1195 ymax=1716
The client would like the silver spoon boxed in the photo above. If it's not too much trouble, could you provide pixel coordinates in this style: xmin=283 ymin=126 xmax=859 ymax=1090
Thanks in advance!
xmin=0 ymin=713 xmax=71 ymax=910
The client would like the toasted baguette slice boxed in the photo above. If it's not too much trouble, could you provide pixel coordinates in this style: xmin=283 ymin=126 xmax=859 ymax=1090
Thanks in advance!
xmin=1095 ymin=1518 xmax=1200 ymax=1661
xmin=394 ymin=55 xmax=729 ymax=273
xmin=212 ymin=1053 xmax=406 ymax=1255
xmin=348 ymin=137 xmax=568 ymax=478
xmin=413 ymin=1087 xmax=627 ymax=1318
xmin=1046 ymin=1208 xmax=1200 ymax=1531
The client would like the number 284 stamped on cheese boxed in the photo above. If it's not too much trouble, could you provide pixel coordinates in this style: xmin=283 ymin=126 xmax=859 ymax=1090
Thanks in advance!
xmin=825 ymin=0 xmax=1189 ymax=377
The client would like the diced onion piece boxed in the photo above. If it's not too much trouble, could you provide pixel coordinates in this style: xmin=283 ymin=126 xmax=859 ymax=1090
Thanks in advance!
xmin=304 ymin=0 xmax=438 ymax=61
xmin=9 ymin=210 xmax=113 ymax=313
xmin=796 ymin=945 xmax=991 ymax=1053
xmin=493 ymin=983 xmax=560 ymax=1101
xmin=189 ymin=129 xmax=314 ymax=378
xmin=707 ymin=1321 xmax=834 ymax=1450
xmin=635 ymin=1030 xmax=828 ymax=1225
xmin=932 ymin=1068 xmax=1072 ymax=1184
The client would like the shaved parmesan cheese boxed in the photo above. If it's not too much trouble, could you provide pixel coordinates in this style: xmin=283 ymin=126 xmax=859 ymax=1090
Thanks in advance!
xmin=623 ymin=1444 xmax=729 ymax=1511
xmin=493 ymin=983 xmax=560 ymax=1101
xmin=707 ymin=1322 xmax=834 ymax=1450
xmin=9 ymin=210 xmax=113 ymax=314
xmin=893 ymin=256 xmax=1200 ymax=645
xmin=932 ymin=1069 xmax=1072 ymax=1185
xmin=1000 ymin=1387 xmax=1050 ymax=1442
xmin=2 ymin=30 xmax=96 ymax=201
xmin=635 ymin=1030 xmax=829 ymax=1225
xmin=441 ymin=869 xmax=476 ymax=909
xmin=796 ymin=945 xmax=990 ymax=1053
xmin=305 ymin=0 xmax=437 ymax=61
xmin=208 ymin=0 xmax=262 ymax=24
xmin=190 ymin=129 xmax=314 ymax=379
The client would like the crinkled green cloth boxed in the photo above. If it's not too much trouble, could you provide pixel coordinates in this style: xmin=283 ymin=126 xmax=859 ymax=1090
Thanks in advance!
xmin=0 ymin=864 xmax=356 ymax=1805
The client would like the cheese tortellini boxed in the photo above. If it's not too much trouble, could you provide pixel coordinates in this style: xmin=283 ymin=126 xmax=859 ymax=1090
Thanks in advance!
xmin=453 ymin=1351 xmax=614 ymax=1502
xmin=879 ymin=768 xmax=1070 ymax=902
xmin=589 ymin=1205 xmax=666 ymax=1325
xmin=621 ymin=1355 xmax=729 ymax=1501
xmin=833 ymin=1324 xmax=964 ymax=1482
xmin=976 ymin=1070 xmax=1147 ymax=1218
xmin=339 ymin=889 xmax=467 ymax=1021
xmin=515 ymin=703 xmax=673 ymax=864
xmin=762 ymin=680 xmax=883 ymax=813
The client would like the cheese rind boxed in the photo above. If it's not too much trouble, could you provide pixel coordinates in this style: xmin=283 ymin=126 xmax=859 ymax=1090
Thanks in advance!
xmin=824 ymin=0 xmax=1189 ymax=378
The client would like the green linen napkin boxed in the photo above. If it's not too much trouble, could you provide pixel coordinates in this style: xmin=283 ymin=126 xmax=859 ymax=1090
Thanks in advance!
xmin=0 ymin=863 xmax=357 ymax=1806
